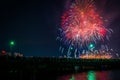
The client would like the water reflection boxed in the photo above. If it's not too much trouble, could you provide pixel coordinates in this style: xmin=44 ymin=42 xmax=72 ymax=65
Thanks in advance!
xmin=87 ymin=71 xmax=96 ymax=80
xmin=58 ymin=70 xmax=112 ymax=80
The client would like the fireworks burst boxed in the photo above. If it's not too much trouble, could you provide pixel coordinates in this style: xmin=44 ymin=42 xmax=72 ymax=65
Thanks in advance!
xmin=57 ymin=0 xmax=113 ymax=57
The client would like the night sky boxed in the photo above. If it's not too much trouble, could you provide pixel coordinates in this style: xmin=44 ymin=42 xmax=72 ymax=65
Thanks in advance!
xmin=0 ymin=0 xmax=120 ymax=57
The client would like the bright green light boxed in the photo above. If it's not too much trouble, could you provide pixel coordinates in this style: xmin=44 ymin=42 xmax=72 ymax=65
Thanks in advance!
xmin=87 ymin=71 xmax=96 ymax=80
xmin=89 ymin=44 xmax=94 ymax=48
xmin=10 ymin=41 xmax=15 ymax=46
xmin=88 ymin=43 xmax=95 ymax=50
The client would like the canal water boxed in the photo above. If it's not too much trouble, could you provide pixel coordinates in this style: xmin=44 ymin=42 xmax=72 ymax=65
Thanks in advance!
xmin=57 ymin=70 xmax=120 ymax=80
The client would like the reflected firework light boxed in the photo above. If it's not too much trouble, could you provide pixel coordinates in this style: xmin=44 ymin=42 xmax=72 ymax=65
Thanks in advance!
xmin=87 ymin=71 xmax=96 ymax=80
xmin=58 ymin=70 xmax=111 ymax=80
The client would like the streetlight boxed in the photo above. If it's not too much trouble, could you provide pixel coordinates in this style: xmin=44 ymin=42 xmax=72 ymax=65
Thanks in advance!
xmin=10 ymin=41 xmax=15 ymax=46
xmin=9 ymin=40 xmax=15 ymax=55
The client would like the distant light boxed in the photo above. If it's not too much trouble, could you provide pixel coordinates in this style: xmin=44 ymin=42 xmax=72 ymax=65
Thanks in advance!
xmin=70 ymin=47 xmax=73 ymax=50
xmin=90 ymin=44 xmax=94 ymax=48
xmin=89 ymin=43 xmax=95 ymax=49
xmin=1 ymin=50 xmax=6 ymax=54
xmin=10 ymin=41 xmax=15 ymax=46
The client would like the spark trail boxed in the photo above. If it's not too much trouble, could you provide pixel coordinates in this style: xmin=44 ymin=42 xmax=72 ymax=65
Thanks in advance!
xmin=58 ymin=0 xmax=113 ymax=57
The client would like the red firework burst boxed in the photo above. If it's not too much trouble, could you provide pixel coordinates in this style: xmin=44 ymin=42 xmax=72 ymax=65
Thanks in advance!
xmin=61 ymin=0 xmax=109 ymax=45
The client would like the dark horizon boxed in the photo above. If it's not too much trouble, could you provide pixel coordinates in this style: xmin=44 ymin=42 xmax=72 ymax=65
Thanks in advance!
xmin=0 ymin=0 xmax=120 ymax=57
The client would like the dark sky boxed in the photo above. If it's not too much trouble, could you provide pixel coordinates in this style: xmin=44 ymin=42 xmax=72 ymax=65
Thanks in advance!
xmin=0 ymin=0 xmax=120 ymax=56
